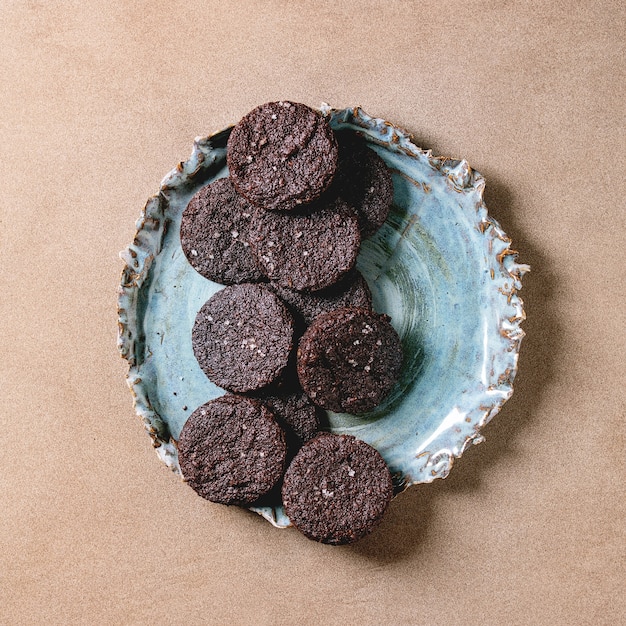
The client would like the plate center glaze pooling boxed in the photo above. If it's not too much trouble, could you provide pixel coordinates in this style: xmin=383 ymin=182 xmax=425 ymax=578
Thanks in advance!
xmin=118 ymin=107 xmax=528 ymax=528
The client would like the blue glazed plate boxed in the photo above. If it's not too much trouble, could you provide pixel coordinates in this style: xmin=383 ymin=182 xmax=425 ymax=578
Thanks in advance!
xmin=118 ymin=106 xmax=528 ymax=527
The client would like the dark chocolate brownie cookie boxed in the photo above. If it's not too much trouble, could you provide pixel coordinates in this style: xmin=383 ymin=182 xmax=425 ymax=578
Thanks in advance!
xmin=259 ymin=389 xmax=322 ymax=446
xmin=334 ymin=131 xmax=394 ymax=238
xmin=281 ymin=434 xmax=393 ymax=544
xmin=269 ymin=270 xmax=372 ymax=328
xmin=192 ymin=283 xmax=294 ymax=393
xmin=249 ymin=198 xmax=361 ymax=292
xmin=178 ymin=395 xmax=287 ymax=505
xmin=227 ymin=101 xmax=338 ymax=211
xmin=297 ymin=307 xmax=403 ymax=414
xmin=180 ymin=177 xmax=263 ymax=284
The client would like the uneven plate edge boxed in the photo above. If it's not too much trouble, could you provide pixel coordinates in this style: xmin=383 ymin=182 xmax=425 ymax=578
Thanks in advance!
xmin=117 ymin=128 xmax=232 ymax=473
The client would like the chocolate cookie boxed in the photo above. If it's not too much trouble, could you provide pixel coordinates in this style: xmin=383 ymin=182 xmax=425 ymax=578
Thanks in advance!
xmin=281 ymin=434 xmax=393 ymax=544
xmin=249 ymin=198 xmax=361 ymax=292
xmin=180 ymin=177 xmax=263 ymax=284
xmin=192 ymin=283 xmax=294 ymax=393
xmin=259 ymin=389 xmax=322 ymax=446
xmin=297 ymin=307 xmax=403 ymax=414
xmin=269 ymin=270 xmax=372 ymax=328
xmin=227 ymin=101 xmax=338 ymax=211
xmin=178 ymin=395 xmax=287 ymax=505
xmin=334 ymin=131 xmax=394 ymax=238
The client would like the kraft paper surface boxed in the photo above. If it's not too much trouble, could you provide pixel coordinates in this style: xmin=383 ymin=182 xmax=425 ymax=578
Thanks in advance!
xmin=1 ymin=2 xmax=624 ymax=624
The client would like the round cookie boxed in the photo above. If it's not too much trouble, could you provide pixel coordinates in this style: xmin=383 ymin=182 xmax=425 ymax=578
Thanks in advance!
xmin=180 ymin=177 xmax=263 ymax=284
xmin=178 ymin=395 xmax=287 ymax=505
xmin=334 ymin=131 xmax=394 ymax=238
xmin=281 ymin=434 xmax=393 ymax=545
xmin=249 ymin=199 xmax=361 ymax=292
xmin=227 ymin=101 xmax=338 ymax=211
xmin=297 ymin=307 xmax=403 ymax=414
xmin=192 ymin=283 xmax=294 ymax=393
xmin=269 ymin=270 xmax=372 ymax=328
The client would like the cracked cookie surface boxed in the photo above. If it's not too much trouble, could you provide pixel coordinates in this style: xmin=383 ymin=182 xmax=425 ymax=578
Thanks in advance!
xmin=282 ymin=434 xmax=393 ymax=544
xmin=297 ymin=307 xmax=403 ymax=414
xmin=192 ymin=283 xmax=294 ymax=393
xmin=227 ymin=101 xmax=338 ymax=211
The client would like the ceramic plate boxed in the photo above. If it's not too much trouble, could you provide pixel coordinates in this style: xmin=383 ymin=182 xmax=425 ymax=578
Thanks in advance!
xmin=118 ymin=106 xmax=528 ymax=527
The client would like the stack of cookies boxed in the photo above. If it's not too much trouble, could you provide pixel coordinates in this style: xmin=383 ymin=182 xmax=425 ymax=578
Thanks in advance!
xmin=177 ymin=102 xmax=403 ymax=544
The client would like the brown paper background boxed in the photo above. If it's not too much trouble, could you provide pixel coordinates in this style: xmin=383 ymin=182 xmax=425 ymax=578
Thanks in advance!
xmin=1 ymin=1 xmax=624 ymax=624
